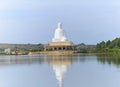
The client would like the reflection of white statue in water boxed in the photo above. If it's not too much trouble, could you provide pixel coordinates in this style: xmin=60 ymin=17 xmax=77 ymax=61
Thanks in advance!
xmin=48 ymin=57 xmax=72 ymax=87
xmin=52 ymin=64 xmax=67 ymax=87
xmin=52 ymin=22 xmax=68 ymax=42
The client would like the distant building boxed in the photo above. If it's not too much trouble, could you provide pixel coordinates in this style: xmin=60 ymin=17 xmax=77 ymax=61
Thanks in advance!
xmin=4 ymin=48 xmax=11 ymax=54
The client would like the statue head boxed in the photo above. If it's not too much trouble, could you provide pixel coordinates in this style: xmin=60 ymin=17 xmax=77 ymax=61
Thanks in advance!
xmin=58 ymin=22 xmax=62 ymax=29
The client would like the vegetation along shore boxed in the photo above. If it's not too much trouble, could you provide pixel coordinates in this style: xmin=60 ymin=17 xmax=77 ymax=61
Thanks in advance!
xmin=0 ymin=37 xmax=120 ymax=55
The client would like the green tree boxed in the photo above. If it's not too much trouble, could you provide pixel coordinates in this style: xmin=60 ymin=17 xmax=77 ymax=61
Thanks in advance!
xmin=100 ymin=41 xmax=106 ymax=48
xmin=106 ymin=40 xmax=111 ymax=47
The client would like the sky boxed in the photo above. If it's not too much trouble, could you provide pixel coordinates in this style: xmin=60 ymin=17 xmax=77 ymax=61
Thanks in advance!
xmin=0 ymin=0 xmax=120 ymax=44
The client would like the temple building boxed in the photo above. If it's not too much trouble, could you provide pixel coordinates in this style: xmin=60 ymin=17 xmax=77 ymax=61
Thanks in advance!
xmin=44 ymin=22 xmax=77 ymax=54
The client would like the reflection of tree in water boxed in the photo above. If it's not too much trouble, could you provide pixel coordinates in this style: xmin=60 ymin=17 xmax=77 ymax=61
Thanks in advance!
xmin=0 ymin=55 xmax=44 ymax=65
xmin=97 ymin=54 xmax=120 ymax=67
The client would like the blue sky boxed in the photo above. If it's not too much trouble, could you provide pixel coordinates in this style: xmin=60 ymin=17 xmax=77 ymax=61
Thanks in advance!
xmin=0 ymin=0 xmax=120 ymax=44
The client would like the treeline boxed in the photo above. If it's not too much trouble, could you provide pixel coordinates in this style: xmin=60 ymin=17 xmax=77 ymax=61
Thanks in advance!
xmin=0 ymin=43 xmax=44 ymax=52
xmin=77 ymin=43 xmax=96 ymax=53
xmin=95 ymin=38 xmax=120 ymax=53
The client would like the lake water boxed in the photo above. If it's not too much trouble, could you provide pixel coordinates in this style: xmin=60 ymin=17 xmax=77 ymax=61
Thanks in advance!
xmin=0 ymin=54 xmax=120 ymax=87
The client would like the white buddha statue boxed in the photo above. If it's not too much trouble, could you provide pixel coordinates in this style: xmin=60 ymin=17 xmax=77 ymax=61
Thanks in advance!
xmin=52 ymin=22 xmax=68 ymax=42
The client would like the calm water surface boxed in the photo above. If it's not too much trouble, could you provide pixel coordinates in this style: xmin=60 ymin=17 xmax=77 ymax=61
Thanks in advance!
xmin=0 ymin=54 xmax=120 ymax=87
